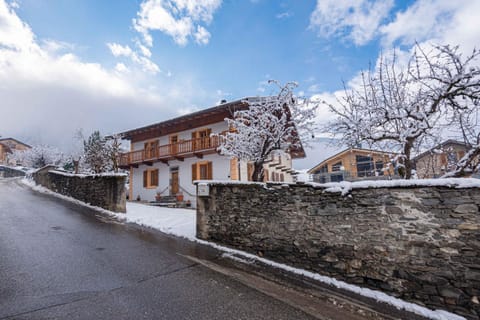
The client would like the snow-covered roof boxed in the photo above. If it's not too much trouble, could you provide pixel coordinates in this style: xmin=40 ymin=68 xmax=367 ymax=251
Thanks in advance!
xmin=0 ymin=137 xmax=31 ymax=148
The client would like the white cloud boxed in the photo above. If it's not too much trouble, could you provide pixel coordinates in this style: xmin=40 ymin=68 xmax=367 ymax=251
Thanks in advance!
xmin=107 ymin=42 xmax=160 ymax=74
xmin=107 ymin=43 xmax=134 ymax=57
xmin=309 ymin=0 xmax=394 ymax=45
xmin=133 ymin=0 xmax=221 ymax=47
xmin=115 ymin=63 xmax=129 ymax=73
xmin=276 ymin=12 xmax=292 ymax=19
xmin=0 ymin=0 xmax=214 ymax=151
xmin=380 ymin=0 xmax=480 ymax=50
xmin=194 ymin=26 xmax=210 ymax=45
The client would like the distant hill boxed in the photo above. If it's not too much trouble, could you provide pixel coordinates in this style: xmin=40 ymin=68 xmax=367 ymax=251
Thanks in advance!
xmin=293 ymin=137 xmax=343 ymax=171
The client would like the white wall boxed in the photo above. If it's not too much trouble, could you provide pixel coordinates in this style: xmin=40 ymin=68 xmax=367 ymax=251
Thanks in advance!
xmin=132 ymin=153 xmax=230 ymax=208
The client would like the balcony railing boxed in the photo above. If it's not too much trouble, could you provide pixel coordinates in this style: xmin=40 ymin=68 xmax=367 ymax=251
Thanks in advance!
xmin=119 ymin=136 xmax=222 ymax=167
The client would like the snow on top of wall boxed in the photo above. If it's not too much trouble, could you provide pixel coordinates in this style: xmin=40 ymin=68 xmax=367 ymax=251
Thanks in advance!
xmin=315 ymin=178 xmax=480 ymax=195
xmin=49 ymin=170 xmax=128 ymax=178
xmin=199 ymin=177 xmax=480 ymax=195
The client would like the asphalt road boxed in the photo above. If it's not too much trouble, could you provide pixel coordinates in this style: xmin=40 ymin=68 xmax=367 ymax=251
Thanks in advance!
xmin=0 ymin=178 xmax=316 ymax=320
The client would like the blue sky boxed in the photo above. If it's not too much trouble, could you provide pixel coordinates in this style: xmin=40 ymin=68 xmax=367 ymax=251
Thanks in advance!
xmin=1 ymin=0 xmax=479 ymax=168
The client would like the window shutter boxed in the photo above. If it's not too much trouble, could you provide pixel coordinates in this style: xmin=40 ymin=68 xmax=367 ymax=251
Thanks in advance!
xmin=230 ymin=158 xmax=238 ymax=180
xmin=151 ymin=169 xmax=158 ymax=186
xmin=191 ymin=131 xmax=197 ymax=150
xmin=143 ymin=171 xmax=148 ymax=188
xmin=206 ymin=128 xmax=212 ymax=148
xmin=192 ymin=163 xmax=197 ymax=182
xmin=207 ymin=161 xmax=213 ymax=180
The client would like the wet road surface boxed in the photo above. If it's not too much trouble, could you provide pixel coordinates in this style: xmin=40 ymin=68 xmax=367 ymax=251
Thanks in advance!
xmin=0 ymin=179 xmax=316 ymax=320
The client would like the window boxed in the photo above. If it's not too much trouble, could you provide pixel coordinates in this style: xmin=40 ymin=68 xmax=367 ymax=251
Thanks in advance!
xmin=314 ymin=164 xmax=328 ymax=174
xmin=169 ymin=135 xmax=178 ymax=155
xmin=192 ymin=128 xmax=212 ymax=150
xmin=143 ymin=169 xmax=159 ymax=188
xmin=271 ymin=171 xmax=275 ymax=181
xmin=144 ymin=140 xmax=159 ymax=159
xmin=331 ymin=161 xmax=342 ymax=172
xmin=375 ymin=161 xmax=384 ymax=176
xmin=192 ymin=161 xmax=212 ymax=182
xmin=356 ymin=155 xmax=374 ymax=177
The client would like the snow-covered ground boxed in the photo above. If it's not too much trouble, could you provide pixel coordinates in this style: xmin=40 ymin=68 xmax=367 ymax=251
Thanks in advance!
xmin=20 ymin=178 xmax=465 ymax=320
xmin=118 ymin=202 xmax=196 ymax=240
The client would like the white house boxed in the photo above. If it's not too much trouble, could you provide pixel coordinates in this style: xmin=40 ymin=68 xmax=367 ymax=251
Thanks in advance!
xmin=118 ymin=98 xmax=305 ymax=207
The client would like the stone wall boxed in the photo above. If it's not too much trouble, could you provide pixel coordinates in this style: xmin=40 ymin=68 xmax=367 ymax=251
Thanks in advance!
xmin=196 ymin=181 xmax=480 ymax=319
xmin=33 ymin=167 xmax=126 ymax=213
xmin=0 ymin=165 xmax=26 ymax=178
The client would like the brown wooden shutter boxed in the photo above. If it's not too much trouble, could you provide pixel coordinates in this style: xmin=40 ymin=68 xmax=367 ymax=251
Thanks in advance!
xmin=151 ymin=169 xmax=159 ymax=186
xmin=230 ymin=158 xmax=238 ymax=180
xmin=143 ymin=171 xmax=148 ymax=188
xmin=206 ymin=128 xmax=212 ymax=148
xmin=191 ymin=131 xmax=197 ymax=150
xmin=207 ymin=161 xmax=213 ymax=180
xmin=192 ymin=163 xmax=197 ymax=182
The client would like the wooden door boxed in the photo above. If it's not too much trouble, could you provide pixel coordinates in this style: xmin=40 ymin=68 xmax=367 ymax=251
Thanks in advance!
xmin=171 ymin=171 xmax=179 ymax=195
xmin=170 ymin=135 xmax=178 ymax=155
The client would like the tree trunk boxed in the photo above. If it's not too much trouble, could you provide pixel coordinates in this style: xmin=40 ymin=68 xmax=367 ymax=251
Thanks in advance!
xmin=73 ymin=160 xmax=79 ymax=174
xmin=251 ymin=160 xmax=265 ymax=182
xmin=404 ymin=141 xmax=413 ymax=179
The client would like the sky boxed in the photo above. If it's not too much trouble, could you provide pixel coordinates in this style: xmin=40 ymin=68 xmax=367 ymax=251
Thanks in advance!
xmin=0 ymin=0 xmax=479 ymax=169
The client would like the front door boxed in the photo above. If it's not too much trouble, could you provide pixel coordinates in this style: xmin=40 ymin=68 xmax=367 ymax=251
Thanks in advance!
xmin=171 ymin=171 xmax=179 ymax=195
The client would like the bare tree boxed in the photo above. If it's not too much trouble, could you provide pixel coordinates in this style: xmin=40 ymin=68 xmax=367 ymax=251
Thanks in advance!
xmin=325 ymin=44 xmax=480 ymax=179
xmin=445 ymin=108 xmax=480 ymax=177
xmin=106 ymin=134 xmax=123 ymax=173
xmin=218 ymin=81 xmax=318 ymax=181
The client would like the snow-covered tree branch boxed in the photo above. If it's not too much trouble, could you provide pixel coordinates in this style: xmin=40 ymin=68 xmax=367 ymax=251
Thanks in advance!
xmin=325 ymin=44 xmax=480 ymax=179
xmin=218 ymin=81 xmax=318 ymax=181
xmin=10 ymin=145 xmax=65 ymax=168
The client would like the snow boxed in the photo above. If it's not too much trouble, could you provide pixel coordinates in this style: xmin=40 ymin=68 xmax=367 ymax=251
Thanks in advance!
xmin=114 ymin=202 xmax=196 ymax=240
xmin=315 ymin=178 xmax=480 ymax=196
xmin=50 ymin=169 xmax=127 ymax=178
xmin=21 ymin=177 xmax=466 ymax=320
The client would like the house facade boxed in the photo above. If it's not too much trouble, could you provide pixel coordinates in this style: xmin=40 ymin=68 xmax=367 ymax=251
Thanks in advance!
xmin=414 ymin=140 xmax=468 ymax=178
xmin=308 ymin=148 xmax=395 ymax=183
xmin=0 ymin=138 xmax=31 ymax=165
xmin=118 ymin=98 xmax=304 ymax=206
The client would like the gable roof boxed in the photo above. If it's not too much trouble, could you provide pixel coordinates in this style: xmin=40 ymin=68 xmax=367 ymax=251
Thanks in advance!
xmin=0 ymin=138 xmax=31 ymax=148
xmin=413 ymin=139 xmax=467 ymax=161
xmin=307 ymin=147 xmax=394 ymax=174
xmin=118 ymin=98 xmax=250 ymax=142
xmin=117 ymin=97 xmax=306 ymax=158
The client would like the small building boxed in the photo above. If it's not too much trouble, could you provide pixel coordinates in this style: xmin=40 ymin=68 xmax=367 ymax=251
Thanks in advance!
xmin=413 ymin=139 xmax=468 ymax=178
xmin=117 ymin=98 xmax=304 ymax=206
xmin=308 ymin=148 xmax=395 ymax=183
xmin=0 ymin=138 xmax=31 ymax=165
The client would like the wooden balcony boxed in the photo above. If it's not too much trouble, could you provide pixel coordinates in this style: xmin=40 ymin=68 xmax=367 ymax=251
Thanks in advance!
xmin=119 ymin=136 xmax=222 ymax=168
